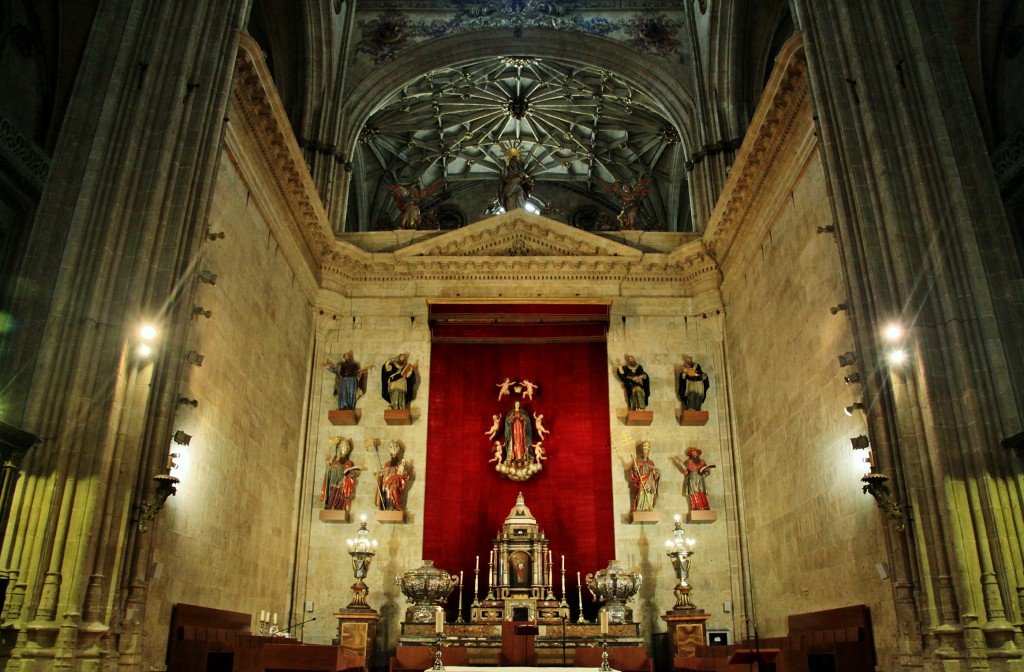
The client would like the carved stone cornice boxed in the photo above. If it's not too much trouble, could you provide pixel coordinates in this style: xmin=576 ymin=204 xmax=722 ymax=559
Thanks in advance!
xmin=319 ymin=213 xmax=720 ymax=297
xmin=698 ymin=34 xmax=809 ymax=268
xmin=232 ymin=35 xmax=339 ymax=271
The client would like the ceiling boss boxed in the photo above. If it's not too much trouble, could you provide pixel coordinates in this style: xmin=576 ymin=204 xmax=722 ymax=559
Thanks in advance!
xmin=488 ymin=377 xmax=547 ymax=481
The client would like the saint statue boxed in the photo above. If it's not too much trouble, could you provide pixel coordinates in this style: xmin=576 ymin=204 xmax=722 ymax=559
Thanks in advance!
xmin=616 ymin=355 xmax=650 ymax=410
xmin=678 ymin=355 xmax=710 ymax=411
xmin=630 ymin=440 xmax=660 ymax=512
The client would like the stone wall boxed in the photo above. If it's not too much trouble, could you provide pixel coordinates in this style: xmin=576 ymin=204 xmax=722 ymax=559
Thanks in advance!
xmin=143 ymin=133 xmax=317 ymax=669
xmin=718 ymin=100 xmax=898 ymax=661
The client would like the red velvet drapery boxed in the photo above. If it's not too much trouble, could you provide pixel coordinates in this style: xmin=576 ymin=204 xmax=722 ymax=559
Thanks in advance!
xmin=424 ymin=305 xmax=615 ymax=620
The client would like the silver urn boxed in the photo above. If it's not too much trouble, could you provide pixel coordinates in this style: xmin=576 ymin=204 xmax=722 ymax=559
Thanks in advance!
xmin=585 ymin=559 xmax=643 ymax=624
xmin=396 ymin=560 xmax=458 ymax=623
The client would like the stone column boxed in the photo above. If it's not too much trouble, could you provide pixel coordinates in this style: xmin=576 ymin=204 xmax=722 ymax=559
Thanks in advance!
xmin=791 ymin=2 xmax=1024 ymax=668
xmin=0 ymin=1 xmax=250 ymax=669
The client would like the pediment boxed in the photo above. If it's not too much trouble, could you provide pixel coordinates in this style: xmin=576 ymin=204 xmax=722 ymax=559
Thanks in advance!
xmin=395 ymin=210 xmax=643 ymax=259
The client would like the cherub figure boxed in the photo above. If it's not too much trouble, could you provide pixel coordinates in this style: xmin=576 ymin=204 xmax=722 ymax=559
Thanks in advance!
xmin=533 ymin=412 xmax=550 ymax=440
xmin=485 ymin=414 xmax=501 ymax=440
xmin=533 ymin=442 xmax=547 ymax=462
xmin=497 ymin=377 xmax=514 ymax=400
xmin=489 ymin=440 xmax=504 ymax=464
xmin=520 ymin=379 xmax=538 ymax=400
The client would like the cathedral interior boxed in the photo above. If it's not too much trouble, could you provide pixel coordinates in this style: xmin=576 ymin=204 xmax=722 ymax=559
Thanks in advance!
xmin=0 ymin=1 xmax=1023 ymax=670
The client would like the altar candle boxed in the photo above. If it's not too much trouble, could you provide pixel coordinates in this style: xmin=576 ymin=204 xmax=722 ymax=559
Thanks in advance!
xmin=577 ymin=571 xmax=581 ymax=587
xmin=260 ymin=610 xmax=266 ymax=621
xmin=475 ymin=555 xmax=480 ymax=571
xmin=460 ymin=570 xmax=464 ymax=586
xmin=600 ymin=611 xmax=609 ymax=635
xmin=435 ymin=610 xmax=445 ymax=634
xmin=272 ymin=612 xmax=278 ymax=625
xmin=561 ymin=554 xmax=565 ymax=572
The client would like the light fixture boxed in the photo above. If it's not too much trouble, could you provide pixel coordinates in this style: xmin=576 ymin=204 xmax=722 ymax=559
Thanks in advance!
xmin=882 ymin=323 xmax=903 ymax=342
xmin=178 ymin=397 xmax=198 ymax=407
xmin=837 ymin=352 xmax=857 ymax=367
xmin=850 ymin=435 xmax=870 ymax=450
xmin=137 ymin=467 xmax=180 ymax=532
xmin=137 ymin=344 xmax=153 ymax=357
xmin=844 ymin=403 xmax=865 ymax=416
xmin=844 ymin=373 xmax=861 ymax=384
xmin=829 ymin=303 xmax=849 ymax=314
xmin=346 ymin=515 xmax=378 ymax=609
xmin=816 ymin=225 xmax=835 ymax=234
xmin=664 ymin=515 xmax=697 ymax=611
xmin=208 ymin=231 xmax=225 ymax=240
xmin=198 ymin=270 xmax=218 ymax=285
xmin=140 ymin=325 xmax=157 ymax=340
xmin=861 ymin=472 xmax=906 ymax=532
xmin=887 ymin=349 xmax=908 ymax=365
xmin=193 ymin=307 xmax=212 ymax=318
xmin=185 ymin=351 xmax=205 ymax=367
xmin=172 ymin=430 xmax=192 ymax=445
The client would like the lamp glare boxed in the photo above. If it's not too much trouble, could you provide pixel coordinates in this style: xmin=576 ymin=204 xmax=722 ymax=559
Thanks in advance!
xmin=888 ymin=349 xmax=908 ymax=364
xmin=140 ymin=325 xmax=157 ymax=340
xmin=883 ymin=324 xmax=903 ymax=342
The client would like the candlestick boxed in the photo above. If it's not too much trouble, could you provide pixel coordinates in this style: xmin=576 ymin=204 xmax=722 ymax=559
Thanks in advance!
xmin=472 ymin=565 xmax=481 ymax=607
xmin=576 ymin=582 xmax=586 ymax=624
xmin=456 ymin=573 xmax=465 ymax=624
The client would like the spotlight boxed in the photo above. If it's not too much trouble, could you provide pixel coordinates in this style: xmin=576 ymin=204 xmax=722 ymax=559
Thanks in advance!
xmin=843 ymin=373 xmax=861 ymax=384
xmin=208 ymin=231 xmax=225 ymax=240
xmin=185 ymin=351 xmax=205 ymax=367
xmin=198 ymin=270 xmax=218 ymax=285
xmin=830 ymin=303 xmax=849 ymax=315
xmin=140 ymin=325 xmax=157 ymax=341
xmin=137 ymin=344 xmax=152 ymax=357
xmin=882 ymin=323 xmax=903 ymax=342
xmin=178 ymin=397 xmax=198 ymax=407
xmin=837 ymin=352 xmax=857 ymax=367
xmin=887 ymin=349 xmax=908 ymax=365
xmin=850 ymin=435 xmax=870 ymax=450
xmin=844 ymin=402 xmax=865 ymax=416
xmin=193 ymin=307 xmax=212 ymax=318
xmin=816 ymin=225 xmax=835 ymax=234
xmin=172 ymin=430 xmax=192 ymax=445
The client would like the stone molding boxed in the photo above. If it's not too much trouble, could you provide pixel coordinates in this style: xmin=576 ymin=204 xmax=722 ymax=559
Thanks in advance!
xmin=992 ymin=125 xmax=1024 ymax=188
xmin=320 ymin=212 xmax=720 ymax=297
xmin=698 ymin=35 xmax=809 ymax=267
xmin=232 ymin=35 xmax=338 ymax=271
xmin=0 ymin=114 xmax=49 ymax=193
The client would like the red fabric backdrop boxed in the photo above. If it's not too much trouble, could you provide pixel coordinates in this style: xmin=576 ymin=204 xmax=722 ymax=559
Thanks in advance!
xmin=424 ymin=333 xmax=614 ymax=620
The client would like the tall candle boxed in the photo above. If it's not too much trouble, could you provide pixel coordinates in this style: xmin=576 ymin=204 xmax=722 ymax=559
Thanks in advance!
xmin=460 ymin=570 xmax=464 ymax=586
xmin=561 ymin=554 xmax=565 ymax=572
xmin=272 ymin=612 xmax=278 ymax=625
xmin=600 ymin=611 xmax=609 ymax=635
xmin=260 ymin=610 xmax=266 ymax=621
xmin=475 ymin=555 xmax=480 ymax=571
xmin=577 ymin=571 xmax=581 ymax=587
xmin=435 ymin=610 xmax=445 ymax=634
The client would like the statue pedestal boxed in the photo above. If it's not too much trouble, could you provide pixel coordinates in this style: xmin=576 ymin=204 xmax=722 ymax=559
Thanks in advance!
xmin=679 ymin=410 xmax=709 ymax=426
xmin=662 ymin=611 xmax=711 ymax=659
xmin=687 ymin=509 xmax=717 ymax=524
xmin=319 ymin=509 xmax=350 ymax=523
xmin=631 ymin=511 xmax=659 ymax=524
xmin=624 ymin=410 xmax=653 ymax=426
xmin=328 ymin=409 xmax=359 ymax=425
xmin=384 ymin=409 xmax=413 ymax=425
xmin=376 ymin=510 xmax=404 ymax=524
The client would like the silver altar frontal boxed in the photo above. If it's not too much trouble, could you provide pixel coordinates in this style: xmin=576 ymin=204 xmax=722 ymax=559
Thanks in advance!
xmin=473 ymin=493 xmax=568 ymax=623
